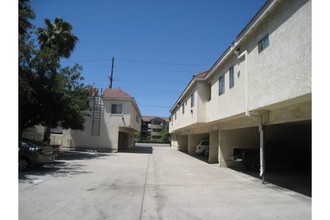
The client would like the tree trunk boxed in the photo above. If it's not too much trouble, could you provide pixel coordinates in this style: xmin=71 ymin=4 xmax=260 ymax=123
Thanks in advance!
xmin=43 ymin=126 xmax=51 ymax=144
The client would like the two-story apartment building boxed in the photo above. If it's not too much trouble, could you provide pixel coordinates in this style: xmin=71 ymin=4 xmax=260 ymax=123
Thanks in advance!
xmin=170 ymin=0 xmax=311 ymax=178
xmin=62 ymin=88 xmax=142 ymax=152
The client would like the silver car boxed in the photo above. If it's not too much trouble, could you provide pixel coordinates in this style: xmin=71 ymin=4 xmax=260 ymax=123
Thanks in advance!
xmin=195 ymin=140 xmax=209 ymax=156
xmin=19 ymin=138 xmax=54 ymax=171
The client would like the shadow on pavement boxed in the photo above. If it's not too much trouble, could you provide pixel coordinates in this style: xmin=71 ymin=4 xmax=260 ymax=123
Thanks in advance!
xmin=178 ymin=150 xmax=311 ymax=197
xmin=119 ymin=145 xmax=153 ymax=154
xmin=179 ymin=150 xmax=209 ymax=163
xmin=230 ymin=166 xmax=311 ymax=197
xmin=57 ymin=151 xmax=110 ymax=160
xmin=19 ymin=151 xmax=112 ymax=181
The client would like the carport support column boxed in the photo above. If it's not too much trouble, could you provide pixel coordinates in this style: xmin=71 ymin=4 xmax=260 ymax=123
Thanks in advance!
xmin=259 ymin=124 xmax=265 ymax=184
xmin=187 ymin=134 xmax=197 ymax=155
xmin=209 ymin=130 xmax=219 ymax=163
xmin=218 ymin=130 xmax=227 ymax=167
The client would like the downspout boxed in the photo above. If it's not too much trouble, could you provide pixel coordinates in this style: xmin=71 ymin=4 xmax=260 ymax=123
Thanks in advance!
xmin=259 ymin=123 xmax=265 ymax=184
xmin=248 ymin=115 xmax=266 ymax=184
xmin=236 ymin=50 xmax=265 ymax=183
xmin=237 ymin=50 xmax=250 ymax=116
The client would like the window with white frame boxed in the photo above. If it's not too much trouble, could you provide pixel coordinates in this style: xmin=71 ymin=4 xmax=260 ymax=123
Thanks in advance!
xmin=111 ymin=104 xmax=122 ymax=114
xmin=229 ymin=66 xmax=234 ymax=89
xmin=258 ymin=34 xmax=269 ymax=53
xmin=219 ymin=74 xmax=225 ymax=95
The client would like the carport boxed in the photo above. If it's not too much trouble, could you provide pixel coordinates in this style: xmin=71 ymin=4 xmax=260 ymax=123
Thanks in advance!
xmin=221 ymin=120 xmax=311 ymax=196
xmin=176 ymin=134 xmax=188 ymax=152
xmin=262 ymin=120 xmax=311 ymax=196
xmin=187 ymin=133 xmax=209 ymax=155
xmin=264 ymin=120 xmax=311 ymax=171
xmin=218 ymin=126 xmax=260 ymax=168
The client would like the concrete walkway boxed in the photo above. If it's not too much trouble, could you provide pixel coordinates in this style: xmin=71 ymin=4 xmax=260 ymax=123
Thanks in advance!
xmin=19 ymin=144 xmax=311 ymax=220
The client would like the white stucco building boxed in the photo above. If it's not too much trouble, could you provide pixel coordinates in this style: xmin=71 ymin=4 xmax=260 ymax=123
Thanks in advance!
xmin=169 ymin=0 xmax=311 ymax=175
xmin=62 ymin=88 xmax=142 ymax=152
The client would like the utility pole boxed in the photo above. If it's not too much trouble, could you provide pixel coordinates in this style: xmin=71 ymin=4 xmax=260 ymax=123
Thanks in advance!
xmin=109 ymin=57 xmax=114 ymax=88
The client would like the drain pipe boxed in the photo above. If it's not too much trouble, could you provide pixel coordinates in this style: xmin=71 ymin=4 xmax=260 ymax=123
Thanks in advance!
xmin=259 ymin=123 xmax=265 ymax=184
xmin=236 ymin=49 xmax=265 ymax=183
xmin=237 ymin=50 xmax=249 ymax=116
xmin=248 ymin=115 xmax=266 ymax=184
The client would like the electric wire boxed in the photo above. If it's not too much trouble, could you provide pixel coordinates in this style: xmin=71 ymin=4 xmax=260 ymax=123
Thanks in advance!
xmin=61 ymin=57 xmax=209 ymax=67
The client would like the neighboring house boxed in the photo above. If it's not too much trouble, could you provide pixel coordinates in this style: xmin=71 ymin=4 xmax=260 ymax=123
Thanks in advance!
xmin=169 ymin=0 xmax=311 ymax=173
xmin=62 ymin=88 xmax=142 ymax=152
xmin=141 ymin=116 xmax=169 ymax=141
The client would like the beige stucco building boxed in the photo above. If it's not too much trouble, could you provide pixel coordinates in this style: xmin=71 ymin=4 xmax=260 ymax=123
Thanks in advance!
xmin=169 ymin=0 xmax=311 ymax=175
xmin=62 ymin=88 xmax=142 ymax=152
xmin=141 ymin=116 xmax=169 ymax=141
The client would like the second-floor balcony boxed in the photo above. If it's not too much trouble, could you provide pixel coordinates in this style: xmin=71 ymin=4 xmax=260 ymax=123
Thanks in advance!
xmin=151 ymin=124 xmax=164 ymax=129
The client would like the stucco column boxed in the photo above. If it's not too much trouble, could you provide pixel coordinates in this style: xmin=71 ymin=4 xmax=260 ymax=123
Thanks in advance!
xmin=218 ymin=130 xmax=227 ymax=167
xmin=187 ymin=134 xmax=193 ymax=154
xmin=177 ymin=135 xmax=188 ymax=151
xmin=209 ymin=130 xmax=219 ymax=163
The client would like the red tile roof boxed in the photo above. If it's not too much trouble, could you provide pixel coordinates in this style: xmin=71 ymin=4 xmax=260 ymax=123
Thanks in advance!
xmin=103 ymin=88 xmax=133 ymax=98
xmin=194 ymin=70 xmax=208 ymax=79
xmin=142 ymin=116 xmax=170 ymax=122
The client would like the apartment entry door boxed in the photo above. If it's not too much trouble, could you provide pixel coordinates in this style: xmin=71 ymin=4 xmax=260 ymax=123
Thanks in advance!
xmin=118 ymin=132 xmax=128 ymax=151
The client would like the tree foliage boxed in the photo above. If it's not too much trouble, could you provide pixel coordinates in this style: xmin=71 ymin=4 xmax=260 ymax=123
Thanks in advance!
xmin=37 ymin=17 xmax=78 ymax=59
xmin=19 ymin=0 xmax=91 ymax=140
xmin=161 ymin=127 xmax=169 ymax=143
xmin=19 ymin=0 xmax=35 ymax=37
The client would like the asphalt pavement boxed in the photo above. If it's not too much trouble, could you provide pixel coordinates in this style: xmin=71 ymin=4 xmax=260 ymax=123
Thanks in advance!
xmin=19 ymin=143 xmax=311 ymax=220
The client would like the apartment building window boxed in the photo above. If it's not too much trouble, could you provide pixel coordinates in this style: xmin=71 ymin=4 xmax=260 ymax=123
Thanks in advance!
xmin=258 ymin=34 xmax=269 ymax=53
xmin=229 ymin=66 xmax=234 ymax=89
xmin=219 ymin=75 xmax=225 ymax=95
xmin=182 ymin=103 xmax=185 ymax=114
xmin=191 ymin=92 xmax=195 ymax=107
xmin=111 ymin=104 xmax=122 ymax=114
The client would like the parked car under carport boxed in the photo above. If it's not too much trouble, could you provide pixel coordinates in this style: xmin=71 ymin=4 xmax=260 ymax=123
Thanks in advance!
xmin=231 ymin=140 xmax=311 ymax=171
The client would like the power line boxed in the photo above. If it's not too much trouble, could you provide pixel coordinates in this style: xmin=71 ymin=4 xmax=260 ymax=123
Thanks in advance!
xmin=138 ymin=104 xmax=171 ymax=109
xmin=61 ymin=57 xmax=209 ymax=67
xmin=116 ymin=58 xmax=208 ymax=67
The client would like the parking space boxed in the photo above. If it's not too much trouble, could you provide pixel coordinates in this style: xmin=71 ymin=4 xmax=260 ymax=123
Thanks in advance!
xmin=177 ymin=120 xmax=312 ymax=197
xmin=19 ymin=144 xmax=311 ymax=219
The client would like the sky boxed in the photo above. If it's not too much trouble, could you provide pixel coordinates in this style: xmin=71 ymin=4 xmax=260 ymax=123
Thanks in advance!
xmin=29 ymin=0 xmax=266 ymax=117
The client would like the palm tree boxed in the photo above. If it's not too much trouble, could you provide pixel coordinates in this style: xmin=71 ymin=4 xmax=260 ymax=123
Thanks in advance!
xmin=19 ymin=0 xmax=35 ymax=37
xmin=37 ymin=17 xmax=78 ymax=58
xmin=37 ymin=17 xmax=79 ymax=143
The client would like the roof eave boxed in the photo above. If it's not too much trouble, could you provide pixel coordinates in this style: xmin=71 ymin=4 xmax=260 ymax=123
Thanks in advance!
xmin=206 ymin=0 xmax=277 ymax=80
xmin=170 ymin=77 xmax=205 ymax=113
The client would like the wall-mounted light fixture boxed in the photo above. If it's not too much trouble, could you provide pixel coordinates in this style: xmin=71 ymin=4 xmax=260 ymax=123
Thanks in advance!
xmin=234 ymin=48 xmax=240 ymax=56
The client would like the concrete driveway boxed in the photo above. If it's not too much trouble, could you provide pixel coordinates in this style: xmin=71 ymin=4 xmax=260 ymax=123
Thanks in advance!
xmin=19 ymin=143 xmax=311 ymax=220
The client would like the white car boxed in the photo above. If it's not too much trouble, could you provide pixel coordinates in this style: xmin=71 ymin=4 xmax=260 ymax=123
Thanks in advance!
xmin=195 ymin=140 xmax=209 ymax=156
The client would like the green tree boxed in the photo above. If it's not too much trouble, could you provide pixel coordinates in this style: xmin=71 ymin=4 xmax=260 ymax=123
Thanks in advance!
xmin=19 ymin=0 xmax=90 ymax=143
xmin=37 ymin=17 xmax=78 ymax=59
xmin=161 ymin=128 xmax=169 ymax=143
xmin=19 ymin=0 xmax=35 ymax=37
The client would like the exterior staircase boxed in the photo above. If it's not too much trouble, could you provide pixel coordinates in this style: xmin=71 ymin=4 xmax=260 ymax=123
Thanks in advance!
xmin=91 ymin=96 xmax=102 ymax=136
